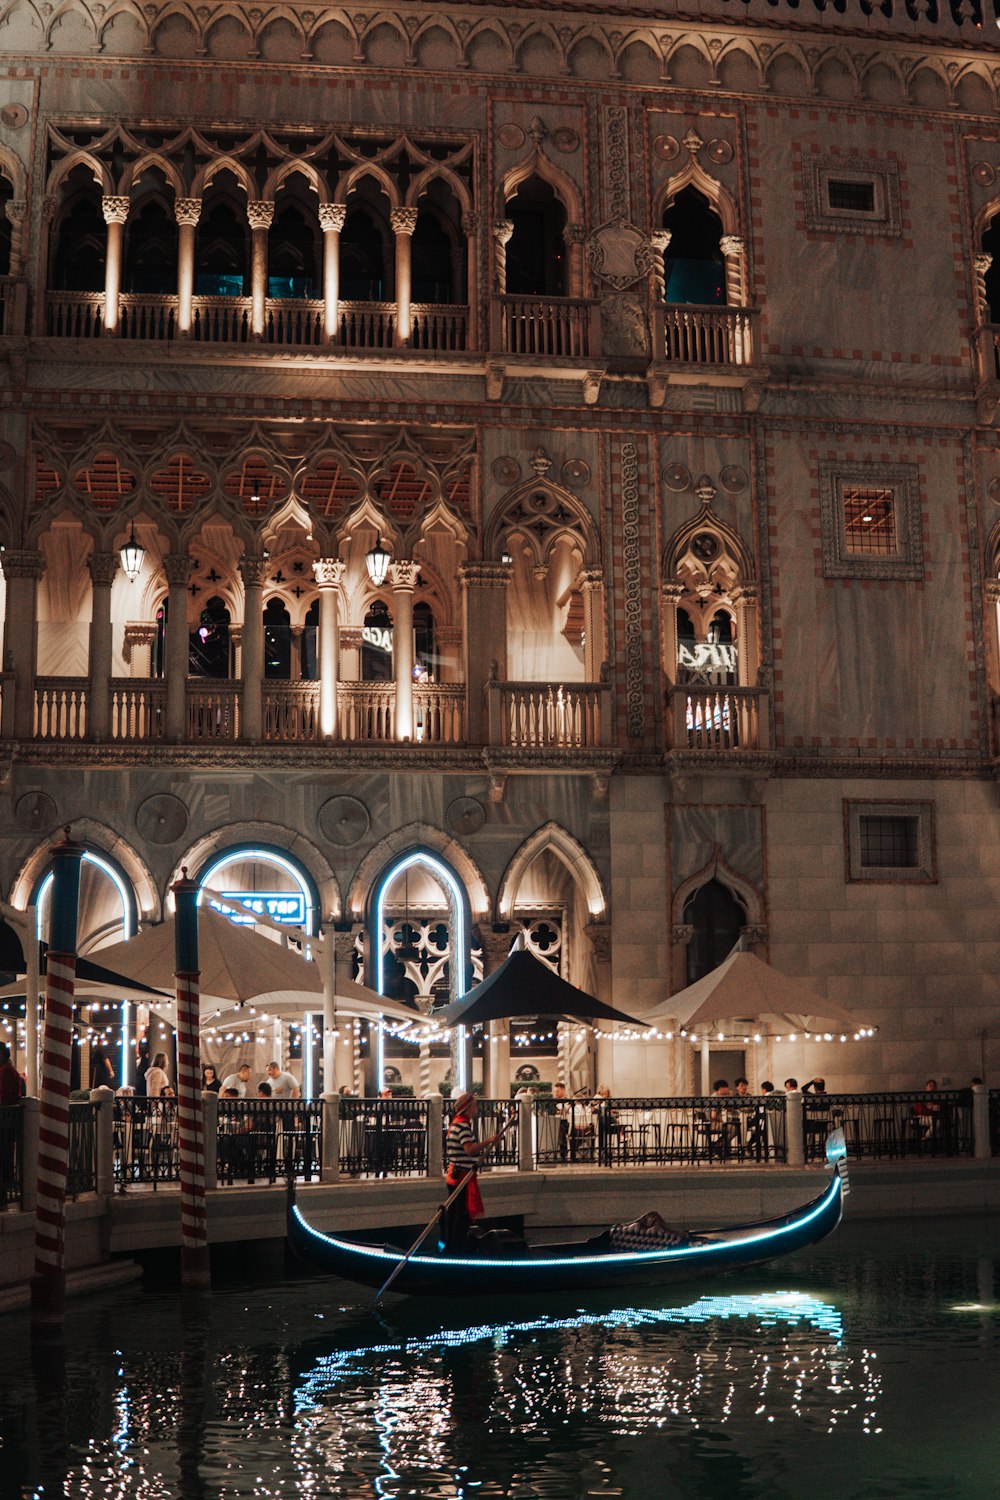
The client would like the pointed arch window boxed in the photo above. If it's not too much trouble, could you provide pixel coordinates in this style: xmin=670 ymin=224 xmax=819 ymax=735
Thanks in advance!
xmin=683 ymin=878 xmax=746 ymax=985
xmin=263 ymin=597 xmax=292 ymax=679
xmin=301 ymin=598 xmax=319 ymax=680
xmin=662 ymin=186 xmax=725 ymax=306
xmin=189 ymin=595 xmax=231 ymax=678
xmin=124 ymin=199 xmax=178 ymax=295
xmin=505 ymin=176 xmax=567 ymax=298
xmin=362 ymin=598 xmax=393 ymax=682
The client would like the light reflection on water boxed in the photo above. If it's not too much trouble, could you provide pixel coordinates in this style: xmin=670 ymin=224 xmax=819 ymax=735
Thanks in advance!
xmin=1 ymin=1217 xmax=997 ymax=1500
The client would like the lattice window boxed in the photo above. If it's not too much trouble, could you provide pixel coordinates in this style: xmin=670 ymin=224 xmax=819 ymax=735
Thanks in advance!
xmin=222 ymin=455 xmax=288 ymax=515
xmin=148 ymin=454 xmax=212 ymax=514
xmin=33 ymin=457 xmax=62 ymax=507
xmin=842 ymin=486 xmax=897 ymax=557
xmin=373 ymin=461 xmax=432 ymax=517
xmin=299 ymin=455 xmax=360 ymax=517
xmin=859 ymin=815 xmax=918 ymax=868
xmin=72 ymin=452 xmax=136 ymax=511
xmin=846 ymin=801 xmax=935 ymax=883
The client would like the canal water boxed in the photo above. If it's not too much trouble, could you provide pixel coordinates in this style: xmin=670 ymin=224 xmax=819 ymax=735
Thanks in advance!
xmin=1 ymin=1214 xmax=997 ymax=1500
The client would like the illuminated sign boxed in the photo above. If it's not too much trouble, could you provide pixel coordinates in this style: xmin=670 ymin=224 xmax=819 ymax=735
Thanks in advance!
xmin=213 ymin=891 xmax=307 ymax=926
xmin=678 ymin=641 xmax=737 ymax=673
xmin=363 ymin=624 xmax=393 ymax=653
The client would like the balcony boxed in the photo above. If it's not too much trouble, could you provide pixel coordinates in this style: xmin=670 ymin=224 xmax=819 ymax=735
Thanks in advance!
xmin=487 ymin=681 xmax=611 ymax=751
xmin=42 ymin=292 xmax=470 ymax=354
xmin=666 ymin=684 xmax=768 ymax=756
xmin=496 ymin=295 xmax=596 ymax=360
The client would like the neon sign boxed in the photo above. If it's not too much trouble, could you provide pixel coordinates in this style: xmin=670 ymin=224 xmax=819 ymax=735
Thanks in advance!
xmin=213 ymin=891 xmax=307 ymax=926
xmin=678 ymin=641 xmax=738 ymax=672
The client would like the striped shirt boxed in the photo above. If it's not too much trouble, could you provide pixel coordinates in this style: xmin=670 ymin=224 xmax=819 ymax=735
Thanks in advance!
xmin=446 ymin=1114 xmax=475 ymax=1173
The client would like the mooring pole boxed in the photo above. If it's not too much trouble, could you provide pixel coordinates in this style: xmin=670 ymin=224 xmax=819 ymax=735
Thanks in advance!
xmin=173 ymin=869 xmax=210 ymax=1287
xmin=31 ymin=830 xmax=84 ymax=1334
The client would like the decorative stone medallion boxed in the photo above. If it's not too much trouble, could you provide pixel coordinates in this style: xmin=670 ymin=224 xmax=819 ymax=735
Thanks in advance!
xmin=446 ymin=796 xmax=486 ymax=835
xmin=707 ymin=139 xmax=734 ymax=166
xmin=496 ymin=124 xmax=525 ymax=150
xmin=318 ymin=794 xmax=370 ymax=846
xmin=136 ymin=793 xmax=189 ymax=845
xmin=720 ymin=464 xmax=748 ymax=493
xmin=0 ymin=104 xmax=27 ymax=129
xmin=16 ymin=791 xmax=56 ymax=833
xmin=552 ymin=127 xmax=580 ymax=153
xmin=562 ymin=458 xmax=591 ymax=487
xmin=653 ymin=135 xmax=680 ymax=161
xmin=972 ymin=162 xmax=997 ymax=187
xmin=491 ymin=456 xmax=521 ymax=487
xmin=586 ymin=218 xmax=653 ymax=290
xmin=664 ymin=463 xmax=692 ymax=492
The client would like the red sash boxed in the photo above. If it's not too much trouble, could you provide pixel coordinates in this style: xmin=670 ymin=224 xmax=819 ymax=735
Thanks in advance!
xmin=446 ymin=1113 xmax=485 ymax=1219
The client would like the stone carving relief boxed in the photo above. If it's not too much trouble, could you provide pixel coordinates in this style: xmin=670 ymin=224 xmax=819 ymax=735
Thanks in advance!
xmin=599 ymin=293 xmax=649 ymax=359
xmin=619 ymin=440 xmax=645 ymax=740
xmin=586 ymin=218 xmax=653 ymax=291
xmin=602 ymin=104 xmax=631 ymax=221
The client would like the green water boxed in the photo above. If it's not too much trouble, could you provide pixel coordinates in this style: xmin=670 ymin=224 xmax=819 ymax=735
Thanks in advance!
xmin=1 ymin=1216 xmax=997 ymax=1499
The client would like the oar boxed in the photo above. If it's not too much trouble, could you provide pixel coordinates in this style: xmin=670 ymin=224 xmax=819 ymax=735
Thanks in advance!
xmin=371 ymin=1111 xmax=517 ymax=1307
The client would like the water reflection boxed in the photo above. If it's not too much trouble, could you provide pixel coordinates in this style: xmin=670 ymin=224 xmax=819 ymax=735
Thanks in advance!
xmin=2 ymin=1219 xmax=998 ymax=1500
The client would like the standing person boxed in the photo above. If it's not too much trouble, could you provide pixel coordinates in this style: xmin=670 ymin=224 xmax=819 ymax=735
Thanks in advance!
xmin=441 ymin=1091 xmax=501 ymax=1253
xmin=0 ymin=1042 xmax=25 ymax=1105
xmin=0 ymin=1042 xmax=25 ymax=1207
xmin=90 ymin=1048 xmax=116 ymax=1091
xmin=144 ymin=1052 xmax=171 ymax=1097
xmin=201 ymin=1064 xmax=221 ymax=1093
xmin=135 ymin=1042 xmax=150 ymax=1098
xmin=221 ymin=1063 xmax=252 ymax=1097
xmin=552 ymin=1080 xmax=570 ymax=1162
xmin=265 ymin=1060 xmax=300 ymax=1099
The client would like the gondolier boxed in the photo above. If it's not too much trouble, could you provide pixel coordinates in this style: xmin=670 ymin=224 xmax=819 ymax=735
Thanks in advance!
xmin=441 ymin=1091 xmax=502 ymax=1253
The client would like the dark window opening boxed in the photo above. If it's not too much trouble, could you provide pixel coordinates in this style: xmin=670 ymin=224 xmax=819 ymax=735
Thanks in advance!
xmin=267 ymin=204 xmax=319 ymax=299
xmin=842 ymin=486 xmax=897 ymax=557
xmin=412 ymin=214 xmax=458 ymax=304
xmin=195 ymin=200 xmax=248 ymax=297
xmin=263 ymin=597 xmax=291 ymax=679
xmin=124 ymin=200 xmax=178 ymax=295
xmin=505 ymin=177 xmax=567 ymax=298
xmin=52 ymin=196 xmax=106 ymax=292
xmin=661 ymin=187 xmax=725 ymax=306
xmin=362 ymin=599 xmax=393 ymax=682
xmin=983 ymin=217 xmax=1000 ymax=324
xmin=0 ymin=179 xmax=12 ymax=278
xmin=341 ymin=210 xmax=387 ymax=301
xmin=414 ymin=600 xmax=436 ymax=682
xmin=301 ymin=598 xmax=319 ymax=680
xmin=189 ymin=595 xmax=231 ymax=677
xmin=827 ymin=179 xmax=876 ymax=214
xmin=153 ymin=598 xmax=167 ymax=679
xmin=859 ymin=816 xmax=919 ymax=868
xmin=683 ymin=878 xmax=746 ymax=985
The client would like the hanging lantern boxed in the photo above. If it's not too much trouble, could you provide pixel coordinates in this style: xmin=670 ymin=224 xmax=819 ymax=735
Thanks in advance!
xmin=365 ymin=532 xmax=391 ymax=587
xmin=120 ymin=524 xmax=144 ymax=582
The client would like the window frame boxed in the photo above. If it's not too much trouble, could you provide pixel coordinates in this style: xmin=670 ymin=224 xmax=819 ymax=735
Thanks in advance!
xmin=844 ymin=799 xmax=936 ymax=885
xmin=818 ymin=459 xmax=924 ymax=582
xmin=804 ymin=156 xmax=902 ymax=239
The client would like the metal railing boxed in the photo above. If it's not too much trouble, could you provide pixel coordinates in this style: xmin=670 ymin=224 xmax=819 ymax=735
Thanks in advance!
xmin=265 ymin=298 xmax=324 ymax=346
xmin=488 ymin=680 xmax=610 ymax=749
xmin=0 ymin=1103 xmax=23 ymax=1208
xmin=443 ymin=1098 xmax=520 ymax=1169
xmin=217 ymin=1099 xmax=321 ymax=1186
xmin=113 ymin=1098 xmax=181 ymax=1190
xmin=803 ymin=1091 xmax=973 ymax=1161
xmin=654 ymin=303 xmax=758 ymax=368
xmin=499 ymin=295 xmax=593 ymax=358
xmin=68 ymin=1101 xmax=98 ymax=1197
xmin=532 ymin=1096 xmax=788 ymax=1167
xmin=410 ymin=304 xmax=468 ymax=352
xmin=668 ymin=684 xmax=765 ymax=752
xmin=119 ymin=294 xmax=177 ymax=341
xmin=338 ymin=1097 xmax=429 ymax=1178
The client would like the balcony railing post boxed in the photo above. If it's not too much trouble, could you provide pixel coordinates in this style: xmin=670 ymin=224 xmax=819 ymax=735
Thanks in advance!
xmin=973 ymin=1083 xmax=991 ymax=1159
xmin=321 ymin=1092 xmax=341 ymax=1182
xmin=88 ymin=1090 xmax=115 ymax=1196
xmin=21 ymin=1096 xmax=39 ymax=1213
xmin=786 ymin=1089 xmax=805 ymax=1167
xmin=427 ymin=1094 xmax=444 ymax=1180
xmin=202 ymin=1090 xmax=219 ymax=1188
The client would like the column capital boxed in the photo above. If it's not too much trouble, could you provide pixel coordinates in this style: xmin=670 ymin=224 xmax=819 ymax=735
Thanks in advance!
xmin=1 ymin=548 xmax=44 ymax=580
xmin=239 ymin=554 xmax=268 ymax=588
xmin=313 ymin=558 xmax=346 ymax=589
xmin=41 ymin=195 xmax=57 ymax=225
xmin=247 ymin=200 xmax=275 ymax=230
xmin=319 ymin=202 xmax=347 ymax=233
xmin=976 ymin=252 xmax=994 ymax=275
xmin=123 ymin=621 xmax=157 ymax=663
xmin=4 ymin=198 xmax=26 ymax=226
xmin=650 ymin=229 xmax=672 ymax=253
xmin=87 ymin=550 xmax=119 ymax=587
xmin=661 ymin=580 xmax=685 ymax=603
xmin=339 ymin=626 xmax=363 ymax=651
xmin=730 ymin=583 xmax=759 ymax=606
xmin=671 ymin=923 xmax=695 ymax=946
xmin=163 ymin=553 xmax=195 ymax=588
xmin=479 ymin=928 xmax=513 ymax=973
xmin=174 ymin=197 xmax=202 ymax=227
xmin=388 ymin=559 xmax=419 ymax=592
xmin=578 ymin=567 xmax=605 ymax=593
xmin=492 ymin=219 xmax=514 ymax=245
xmin=390 ymin=207 xmax=419 ymax=236
xmin=584 ymin=921 xmax=613 ymax=965
xmin=459 ymin=561 xmax=512 ymax=589
xmin=461 ymin=210 xmax=481 ymax=236
xmin=719 ymin=234 xmax=745 ymax=257
xmin=101 ymin=195 xmax=130 ymax=225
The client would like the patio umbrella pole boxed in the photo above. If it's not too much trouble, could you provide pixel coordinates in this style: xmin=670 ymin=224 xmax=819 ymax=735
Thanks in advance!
xmin=31 ymin=830 xmax=84 ymax=1334
xmin=173 ymin=871 xmax=210 ymax=1288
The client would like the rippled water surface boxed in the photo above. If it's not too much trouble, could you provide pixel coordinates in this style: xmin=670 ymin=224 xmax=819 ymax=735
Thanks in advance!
xmin=1 ymin=1215 xmax=997 ymax=1500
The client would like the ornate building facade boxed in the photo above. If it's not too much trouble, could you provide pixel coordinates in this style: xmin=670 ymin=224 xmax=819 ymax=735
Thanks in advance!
xmin=0 ymin=0 xmax=998 ymax=1094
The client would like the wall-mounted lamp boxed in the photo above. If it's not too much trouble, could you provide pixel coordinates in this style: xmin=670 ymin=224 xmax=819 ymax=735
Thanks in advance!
xmin=365 ymin=533 xmax=392 ymax=587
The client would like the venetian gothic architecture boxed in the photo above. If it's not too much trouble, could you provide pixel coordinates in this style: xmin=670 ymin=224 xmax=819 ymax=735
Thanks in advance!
xmin=0 ymin=0 xmax=998 ymax=1096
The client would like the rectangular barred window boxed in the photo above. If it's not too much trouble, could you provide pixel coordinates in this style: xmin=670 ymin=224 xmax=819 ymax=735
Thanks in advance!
xmin=827 ymin=179 xmax=876 ymax=214
xmin=846 ymin=801 xmax=935 ymax=883
xmin=859 ymin=815 xmax=919 ymax=868
xmin=842 ymin=486 xmax=897 ymax=557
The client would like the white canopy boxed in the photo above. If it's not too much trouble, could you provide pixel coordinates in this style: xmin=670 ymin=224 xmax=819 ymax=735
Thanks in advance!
xmin=645 ymin=949 xmax=876 ymax=1037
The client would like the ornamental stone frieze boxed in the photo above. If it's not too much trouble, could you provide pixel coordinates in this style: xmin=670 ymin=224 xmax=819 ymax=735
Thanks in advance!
xmin=1 ymin=550 xmax=45 ymax=580
xmin=586 ymin=219 xmax=654 ymax=292
xmin=387 ymin=560 xmax=420 ymax=592
xmin=459 ymin=563 xmax=512 ymax=590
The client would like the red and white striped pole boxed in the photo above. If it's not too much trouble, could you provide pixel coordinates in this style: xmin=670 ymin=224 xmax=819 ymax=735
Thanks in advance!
xmin=173 ymin=869 xmax=210 ymax=1287
xmin=31 ymin=830 xmax=84 ymax=1333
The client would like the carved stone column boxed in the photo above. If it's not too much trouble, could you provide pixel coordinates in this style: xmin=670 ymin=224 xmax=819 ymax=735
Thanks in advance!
xmin=462 ymin=210 xmax=480 ymax=350
xmin=239 ymin=554 xmax=267 ymax=740
xmin=1 ymin=549 xmax=44 ymax=740
xmin=101 ymin=195 xmax=130 ymax=335
xmin=730 ymin=583 xmax=760 ymax=689
xmin=660 ymin=580 xmax=685 ymax=683
xmin=460 ymin=562 xmax=510 ymax=745
xmin=123 ymin=622 xmax=157 ymax=678
xmin=481 ymin=928 xmax=513 ymax=1099
xmin=247 ymin=200 xmax=274 ymax=339
xmin=313 ymin=558 xmax=345 ymax=739
xmin=719 ymin=234 xmax=747 ymax=307
xmin=578 ymin=567 xmax=605 ymax=681
xmin=339 ymin=625 xmax=363 ymax=683
xmin=174 ymin=198 xmax=202 ymax=336
xmin=975 ymin=252 xmax=993 ymax=326
xmin=87 ymin=551 xmax=118 ymax=742
xmin=492 ymin=219 xmax=514 ymax=293
xmin=390 ymin=207 xmax=419 ymax=346
xmin=163 ymin=554 xmax=194 ymax=741
xmin=319 ymin=203 xmax=347 ymax=343
xmin=5 ymin=199 xmax=27 ymax=275
xmin=388 ymin=559 xmax=419 ymax=739
xmin=564 ymin=221 xmax=587 ymax=299
xmin=649 ymin=229 xmax=671 ymax=303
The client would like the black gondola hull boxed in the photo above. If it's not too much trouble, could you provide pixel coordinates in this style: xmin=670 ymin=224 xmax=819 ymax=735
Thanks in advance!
xmin=287 ymin=1169 xmax=845 ymax=1297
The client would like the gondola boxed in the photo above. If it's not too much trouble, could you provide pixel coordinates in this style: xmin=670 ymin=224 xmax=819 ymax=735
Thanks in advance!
xmin=287 ymin=1156 xmax=848 ymax=1299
